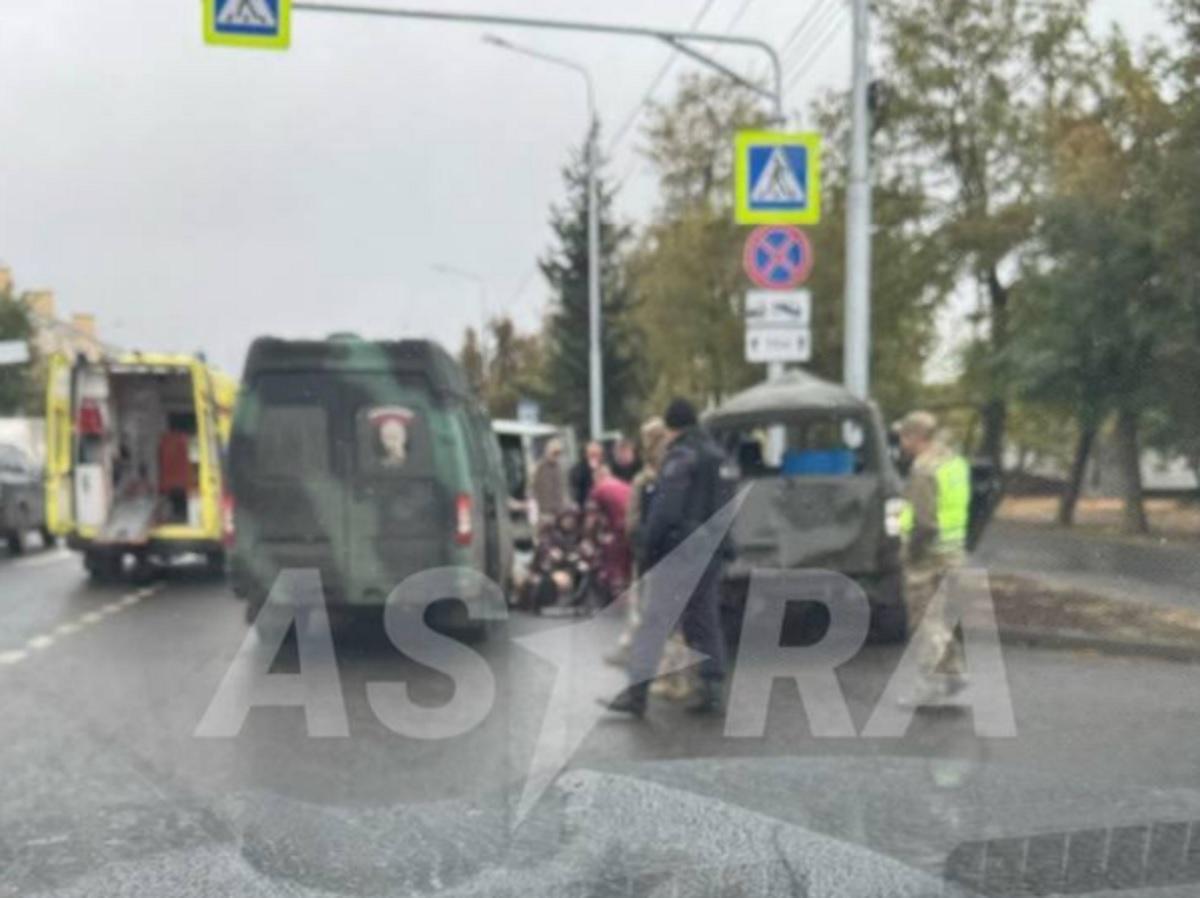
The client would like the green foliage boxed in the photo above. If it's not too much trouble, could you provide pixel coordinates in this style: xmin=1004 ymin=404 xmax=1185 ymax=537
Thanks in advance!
xmin=805 ymin=95 xmax=951 ymax=420
xmin=628 ymin=75 xmax=766 ymax=412
xmin=456 ymin=317 xmax=545 ymax=421
xmin=483 ymin=316 xmax=543 ymax=421
xmin=0 ymin=281 xmax=34 ymax=415
xmin=629 ymin=204 xmax=755 ymax=412
xmin=873 ymin=0 xmax=1095 ymax=460
xmin=539 ymin=132 xmax=643 ymax=436
xmin=1005 ymin=33 xmax=1182 ymax=529
xmin=458 ymin=327 xmax=485 ymax=399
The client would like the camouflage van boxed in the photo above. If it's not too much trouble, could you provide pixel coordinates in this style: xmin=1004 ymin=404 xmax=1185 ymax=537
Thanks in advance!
xmin=228 ymin=336 xmax=513 ymax=634
xmin=705 ymin=371 xmax=908 ymax=643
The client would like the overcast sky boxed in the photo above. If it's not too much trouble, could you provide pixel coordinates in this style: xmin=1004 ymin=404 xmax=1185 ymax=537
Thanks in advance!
xmin=0 ymin=0 xmax=1165 ymax=376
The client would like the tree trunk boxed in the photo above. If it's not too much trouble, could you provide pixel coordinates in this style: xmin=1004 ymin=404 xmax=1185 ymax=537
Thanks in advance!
xmin=1057 ymin=420 xmax=1097 ymax=527
xmin=980 ymin=266 xmax=1009 ymax=470
xmin=1114 ymin=406 xmax=1149 ymax=535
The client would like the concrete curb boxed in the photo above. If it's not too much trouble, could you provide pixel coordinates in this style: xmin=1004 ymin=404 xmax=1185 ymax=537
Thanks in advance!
xmin=995 ymin=625 xmax=1200 ymax=664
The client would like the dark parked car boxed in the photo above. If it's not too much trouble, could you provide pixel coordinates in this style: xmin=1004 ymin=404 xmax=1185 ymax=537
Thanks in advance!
xmin=0 ymin=443 xmax=52 ymax=554
xmin=228 ymin=335 xmax=513 ymax=635
xmin=705 ymin=372 xmax=909 ymax=643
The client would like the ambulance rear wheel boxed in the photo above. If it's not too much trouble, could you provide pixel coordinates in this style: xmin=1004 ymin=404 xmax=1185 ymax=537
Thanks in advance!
xmin=85 ymin=551 xmax=121 ymax=583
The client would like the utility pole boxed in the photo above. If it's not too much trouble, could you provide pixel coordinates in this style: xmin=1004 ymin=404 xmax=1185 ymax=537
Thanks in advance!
xmin=586 ymin=121 xmax=602 ymax=439
xmin=482 ymin=35 xmax=602 ymax=440
xmin=843 ymin=0 xmax=872 ymax=399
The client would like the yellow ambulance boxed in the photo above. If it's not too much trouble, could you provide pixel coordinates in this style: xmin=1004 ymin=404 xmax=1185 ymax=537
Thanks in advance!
xmin=45 ymin=351 xmax=238 ymax=580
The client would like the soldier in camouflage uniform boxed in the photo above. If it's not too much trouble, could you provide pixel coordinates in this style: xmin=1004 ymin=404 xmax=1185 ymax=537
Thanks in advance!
xmin=897 ymin=411 xmax=972 ymax=706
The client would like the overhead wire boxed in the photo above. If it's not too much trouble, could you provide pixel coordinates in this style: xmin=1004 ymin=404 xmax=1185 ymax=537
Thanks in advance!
xmin=605 ymin=0 xmax=722 ymax=156
xmin=779 ymin=0 xmax=839 ymax=61
xmin=782 ymin=0 xmax=843 ymax=80
xmin=786 ymin=6 xmax=849 ymax=91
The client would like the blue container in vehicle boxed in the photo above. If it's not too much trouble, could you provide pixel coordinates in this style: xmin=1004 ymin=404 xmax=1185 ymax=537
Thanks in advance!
xmin=782 ymin=449 xmax=855 ymax=476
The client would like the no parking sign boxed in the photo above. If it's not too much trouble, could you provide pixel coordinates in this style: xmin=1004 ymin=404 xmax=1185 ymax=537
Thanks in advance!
xmin=742 ymin=226 xmax=814 ymax=290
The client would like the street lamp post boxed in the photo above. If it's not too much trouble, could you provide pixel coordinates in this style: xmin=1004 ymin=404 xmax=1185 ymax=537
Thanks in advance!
xmin=484 ymin=35 xmax=603 ymax=441
xmin=844 ymin=0 xmax=872 ymax=399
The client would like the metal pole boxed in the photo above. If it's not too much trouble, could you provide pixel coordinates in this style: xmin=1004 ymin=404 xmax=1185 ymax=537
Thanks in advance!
xmin=482 ymin=36 xmax=603 ymax=438
xmin=294 ymin=3 xmax=786 ymax=120
xmin=843 ymin=0 xmax=872 ymax=399
xmin=586 ymin=119 xmax=602 ymax=439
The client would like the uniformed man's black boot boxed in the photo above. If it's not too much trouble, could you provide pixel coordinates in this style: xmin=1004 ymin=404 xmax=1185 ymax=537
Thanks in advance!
xmin=603 ymin=682 xmax=648 ymax=718
xmin=685 ymin=678 xmax=723 ymax=715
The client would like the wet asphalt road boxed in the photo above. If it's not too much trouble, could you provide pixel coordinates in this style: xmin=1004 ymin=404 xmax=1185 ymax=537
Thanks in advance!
xmin=1 ymin=547 xmax=1199 ymax=896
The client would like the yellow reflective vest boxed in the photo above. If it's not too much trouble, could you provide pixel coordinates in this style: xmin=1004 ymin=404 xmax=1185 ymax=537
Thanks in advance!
xmin=899 ymin=448 xmax=970 ymax=556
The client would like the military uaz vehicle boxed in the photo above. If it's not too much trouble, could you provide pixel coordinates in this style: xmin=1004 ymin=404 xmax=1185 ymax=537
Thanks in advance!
xmin=705 ymin=372 xmax=909 ymax=643
xmin=228 ymin=336 xmax=513 ymax=635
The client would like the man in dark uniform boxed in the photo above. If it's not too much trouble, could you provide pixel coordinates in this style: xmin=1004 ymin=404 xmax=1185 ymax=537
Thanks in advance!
xmin=604 ymin=398 xmax=731 ymax=718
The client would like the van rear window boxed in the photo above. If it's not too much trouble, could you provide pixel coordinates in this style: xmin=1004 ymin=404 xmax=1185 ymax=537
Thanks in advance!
xmin=246 ymin=374 xmax=334 ymax=478
xmin=718 ymin=414 xmax=873 ymax=477
xmin=257 ymin=405 xmax=330 ymax=476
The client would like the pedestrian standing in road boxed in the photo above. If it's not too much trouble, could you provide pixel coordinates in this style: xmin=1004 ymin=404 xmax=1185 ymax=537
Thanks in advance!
xmin=896 ymin=410 xmax=972 ymax=707
xmin=570 ymin=440 xmax=604 ymax=508
xmin=604 ymin=417 xmax=696 ymax=702
xmin=529 ymin=438 xmax=566 ymax=528
xmin=586 ymin=464 xmax=633 ymax=603
xmin=610 ymin=438 xmax=641 ymax=484
xmin=606 ymin=418 xmax=667 ymax=665
xmin=604 ymin=398 xmax=732 ymax=718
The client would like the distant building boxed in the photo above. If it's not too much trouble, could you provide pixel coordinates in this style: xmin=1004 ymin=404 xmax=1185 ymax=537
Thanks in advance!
xmin=1005 ymin=432 xmax=1199 ymax=496
xmin=21 ymin=289 xmax=109 ymax=363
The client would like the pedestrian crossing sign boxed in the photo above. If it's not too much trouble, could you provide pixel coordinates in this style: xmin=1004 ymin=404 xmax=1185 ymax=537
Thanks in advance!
xmin=204 ymin=0 xmax=292 ymax=50
xmin=734 ymin=131 xmax=822 ymax=225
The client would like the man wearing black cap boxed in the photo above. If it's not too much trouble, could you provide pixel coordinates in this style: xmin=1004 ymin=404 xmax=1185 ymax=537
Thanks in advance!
xmin=604 ymin=397 xmax=731 ymax=717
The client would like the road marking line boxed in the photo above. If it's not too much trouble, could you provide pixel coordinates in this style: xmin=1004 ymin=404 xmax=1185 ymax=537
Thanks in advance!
xmin=1 ymin=582 xmax=165 ymax=670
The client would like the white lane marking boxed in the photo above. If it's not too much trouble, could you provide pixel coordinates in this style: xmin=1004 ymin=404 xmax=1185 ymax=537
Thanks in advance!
xmin=1 ymin=583 xmax=165 ymax=669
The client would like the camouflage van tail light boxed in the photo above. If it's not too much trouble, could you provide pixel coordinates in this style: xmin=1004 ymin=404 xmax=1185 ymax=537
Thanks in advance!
xmin=222 ymin=493 xmax=236 ymax=547
xmin=455 ymin=493 xmax=473 ymax=545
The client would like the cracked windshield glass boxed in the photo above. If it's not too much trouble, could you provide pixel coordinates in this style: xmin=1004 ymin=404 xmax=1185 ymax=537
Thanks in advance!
xmin=2 ymin=0 xmax=1199 ymax=895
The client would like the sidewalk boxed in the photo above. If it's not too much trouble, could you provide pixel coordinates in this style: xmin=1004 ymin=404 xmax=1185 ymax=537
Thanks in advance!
xmin=970 ymin=519 xmax=1200 ymax=662
xmin=973 ymin=519 xmax=1200 ymax=611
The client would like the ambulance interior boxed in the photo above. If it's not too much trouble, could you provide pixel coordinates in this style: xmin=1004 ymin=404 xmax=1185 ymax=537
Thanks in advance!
xmin=73 ymin=367 xmax=203 ymax=542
